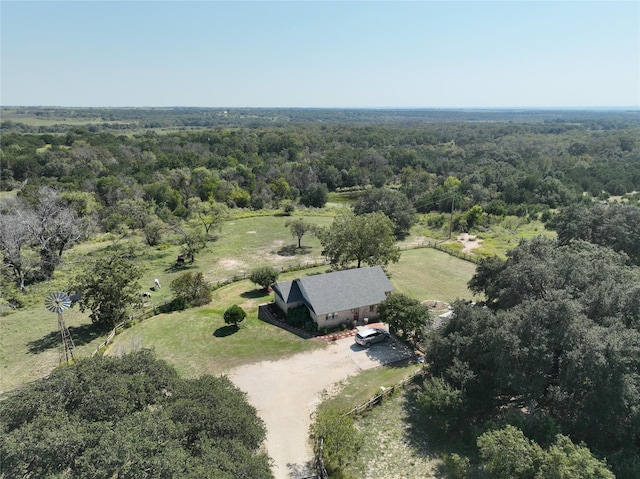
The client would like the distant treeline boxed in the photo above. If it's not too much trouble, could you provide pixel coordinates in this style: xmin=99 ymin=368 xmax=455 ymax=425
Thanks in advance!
xmin=2 ymin=110 xmax=638 ymax=221
xmin=2 ymin=106 xmax=639 ymax=131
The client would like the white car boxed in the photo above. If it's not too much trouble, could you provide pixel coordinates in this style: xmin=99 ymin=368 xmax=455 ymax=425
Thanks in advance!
xmin=354 ymin=328 xmax=390 ymax=347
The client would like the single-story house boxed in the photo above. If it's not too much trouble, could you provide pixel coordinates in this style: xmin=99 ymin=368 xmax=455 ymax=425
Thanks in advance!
xmin=272 ymin=266 xmax=394 ymax=329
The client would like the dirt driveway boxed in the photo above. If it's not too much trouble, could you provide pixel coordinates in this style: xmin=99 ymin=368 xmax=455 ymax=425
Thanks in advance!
xmin=229 ymin=332 xmax=414 ymax=479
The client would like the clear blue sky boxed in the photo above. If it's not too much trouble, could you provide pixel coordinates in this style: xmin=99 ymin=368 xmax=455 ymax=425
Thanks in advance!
xmin=1 ymin=1 xmax=638 ymax=108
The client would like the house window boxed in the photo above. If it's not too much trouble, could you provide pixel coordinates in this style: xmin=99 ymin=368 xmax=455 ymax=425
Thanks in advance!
xmin=369 ymin=305 xmax=376 ymax=312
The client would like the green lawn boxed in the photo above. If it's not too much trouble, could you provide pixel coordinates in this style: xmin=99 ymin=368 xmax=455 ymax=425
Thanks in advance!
xmin=1 ymin=213 xmax=482 ymax=395
xmin=106 ymin=278 xmax=328 ymax=378
xmin=387 ymin=248 xmax=480 ymax=303
xmin=318 ymin=360 xmax=424 ymax=415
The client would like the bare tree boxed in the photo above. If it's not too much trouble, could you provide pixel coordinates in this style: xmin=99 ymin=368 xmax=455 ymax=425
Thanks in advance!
xmin=0 ymin=188 xmax=85 ymax=287
xmin=23 ymin=187 xmax=84 ymax=280
xmin=0 ymin=209 xmax=39 ymax=291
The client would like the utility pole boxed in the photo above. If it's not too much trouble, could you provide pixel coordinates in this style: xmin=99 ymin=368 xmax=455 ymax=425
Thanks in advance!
xmin=449 ymin=195 xmax=454 ymax=239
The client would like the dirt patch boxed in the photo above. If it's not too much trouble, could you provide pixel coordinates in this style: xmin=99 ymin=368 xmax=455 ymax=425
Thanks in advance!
xmin=421 ymin=299 xmax=451 ymax=315
xmin=457 ymin=233 xmax=482 ymax=254
xmin=402 ymin=235 xmax=430 ymax=248
xmin=218 ymin=259 xmax=245 ymax=270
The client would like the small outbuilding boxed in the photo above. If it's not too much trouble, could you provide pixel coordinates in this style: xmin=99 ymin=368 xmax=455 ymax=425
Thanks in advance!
xmin=272 ymin=266 xmax=394 ymax=329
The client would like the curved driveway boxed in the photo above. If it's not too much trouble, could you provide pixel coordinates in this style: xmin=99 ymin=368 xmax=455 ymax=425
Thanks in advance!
xmin=229 ymin=332 xmax=414 ymax=479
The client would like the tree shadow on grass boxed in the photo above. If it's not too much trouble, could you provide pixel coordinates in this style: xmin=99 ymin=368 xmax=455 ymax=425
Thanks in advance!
xmin=213 ymin=325 xmax=239 ymax=337
xmin=27 ymin=322 xmax=106 ymax=354
xmin=165 ymin=262 xmax=197 ymax=274
xmin=240 ymin=289 xmax=271 ymax=299
xmin=273 ymin=245 xmax=312 ymax=257
xmin=402 ymin=385 xmax=477 ymax=462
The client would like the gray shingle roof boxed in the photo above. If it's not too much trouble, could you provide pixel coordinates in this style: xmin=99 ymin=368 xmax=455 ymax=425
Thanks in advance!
xmin=276 ymin=266 xmax=393 ymax=315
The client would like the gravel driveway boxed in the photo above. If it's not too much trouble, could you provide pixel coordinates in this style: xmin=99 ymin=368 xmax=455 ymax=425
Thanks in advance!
xmin=229 ymin=332 xmax=414 ymax=479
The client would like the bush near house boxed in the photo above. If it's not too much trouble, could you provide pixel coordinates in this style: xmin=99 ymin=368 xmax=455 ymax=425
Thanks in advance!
xmin=286 ymin=305 xmax=310 ymax=327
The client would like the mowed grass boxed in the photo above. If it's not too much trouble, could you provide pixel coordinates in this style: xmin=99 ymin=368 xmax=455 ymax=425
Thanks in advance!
xmin=387 ymin=248 xmax=480 ymax=303
xmin=0 ymin=304 xmax=107 ymax=396
xmin=1 ymin=213 xmax=478 ymax=395
xmin=106 ymin=277 xmax=328 ymax=378
xmin=318 ymin=360 xmax=424 ymax=415
xmin=1 ymin=214 xmax=331 ymax=395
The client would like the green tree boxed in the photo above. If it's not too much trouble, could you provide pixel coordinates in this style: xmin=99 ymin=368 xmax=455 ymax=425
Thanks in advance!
xmin=377 ymin=292 xmax=430 ymax=342
xmin=417 ymin=376 xmax=465 ymax=435
xmin=249 ymin=265 xmax=279 ymax=290
xmin=310 ymin=407 xmax=363 ymax=474
xmin=537 ymin=435 xmax=615 ymax=479
xmin=224 ymin=304 xmax=247 ymax=327
xmin=300 ymin=183 xmax=328 ymax=208
xmin=187 ymin=197 xmax=230 ymax=239
xmin=170 ymin=272 xmax=211 ymax=308
xmin=173 ymin=221 xmax=207 ymax=263
xmin=71 ymin=249 xmax=142 ymax=329
xmin=0 ymin=351 xmax=271 ymax=479
xmin=142 ymin=216 xmax=166 ymax=247
xmin=285 ymin=217 xmax=311 ymax=248
xmin=477 ymin=425 xmax=543 ymax=479
xmin=318 ymin=210 xmax=400 ymax=268
xmin=352 ymin=187 xmax=417 ymax=238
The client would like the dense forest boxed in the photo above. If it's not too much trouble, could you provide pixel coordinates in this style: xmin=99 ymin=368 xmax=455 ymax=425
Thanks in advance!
xmin=1 ymin=108 xmax=640 ymax=478
xmin=0 ymin=350 xmax=272 ymax=478
xmin=2 ymin=108 xmax=639 ymax=214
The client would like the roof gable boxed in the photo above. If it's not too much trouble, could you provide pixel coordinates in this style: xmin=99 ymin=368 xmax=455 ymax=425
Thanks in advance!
xmin=272 ymin=280 xmax=303 ymax=304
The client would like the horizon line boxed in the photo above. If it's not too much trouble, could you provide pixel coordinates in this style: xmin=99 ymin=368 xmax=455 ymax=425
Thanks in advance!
xmin=2 ymin=105 xmax=639 ymax=111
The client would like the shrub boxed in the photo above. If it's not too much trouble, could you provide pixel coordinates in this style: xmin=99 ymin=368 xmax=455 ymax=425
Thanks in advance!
xmin=310 ymin=408 xmax=362 ymax=474
xmin=170 ymin=272 xmax=211 ymax=308
xmin=283 ymin=202 xmax=296 ymax=215
xmin=286 ymin=305 xmax=310 ymax=327
xmin=249 ymin=265 xmax=279 ymax=290
xmin=223 ymin=304 xmax=246 ymax=327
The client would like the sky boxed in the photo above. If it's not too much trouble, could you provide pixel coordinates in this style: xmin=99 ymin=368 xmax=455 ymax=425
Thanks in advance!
xmin=1 ymin=1 xmax=638 ymax=108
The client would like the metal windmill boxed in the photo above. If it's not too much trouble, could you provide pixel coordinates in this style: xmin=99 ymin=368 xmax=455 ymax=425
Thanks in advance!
xmin=44 ymin=292 xmax=75 ymax=364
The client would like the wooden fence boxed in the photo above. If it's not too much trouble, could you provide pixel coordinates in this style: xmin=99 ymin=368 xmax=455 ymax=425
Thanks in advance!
xmin=309 ymin=368 xmax=427 ymax=477
xmin=92 ymin=320 xmax=126 ymax=356
xmin=344 ymin=368 xmax=427 ymax=418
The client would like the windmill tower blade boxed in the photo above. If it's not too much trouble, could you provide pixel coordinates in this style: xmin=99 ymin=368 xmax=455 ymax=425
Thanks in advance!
xmin=45 ymin=292 xmax=75 ymax=364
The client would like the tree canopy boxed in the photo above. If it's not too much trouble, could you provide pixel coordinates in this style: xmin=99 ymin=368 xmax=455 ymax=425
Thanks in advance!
xmin=377 ymin=292 xmax=430 ymax=343
xmin=428 ymin=236 xmax=640 ymax=478
xmin=352 ymin=187 xmax=416 ymax=238
xmin=223 ymin=304 xmax=247 ymax=327
xmin=317 ymin=210 xmax=401 ymax=268
xmin=0 ymin=350 xmax=272 ymax=479
xmin=70 ymin=248 xmax=143 ymax=329
xmin=249 ymin=265 xmax=279 ymax=290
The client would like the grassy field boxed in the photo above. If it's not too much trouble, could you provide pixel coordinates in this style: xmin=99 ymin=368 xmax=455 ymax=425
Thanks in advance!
xmin=105 ymin=275 xmax=329 ymax=379
xmin=388 ymin=248 xmax=479 ymax=303
xmin=1 ymin=209 xmax=524 ymax=396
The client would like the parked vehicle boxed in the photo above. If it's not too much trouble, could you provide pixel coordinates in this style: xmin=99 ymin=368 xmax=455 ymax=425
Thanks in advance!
xmin=355 ymin=327 xmax=390 ymax=347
